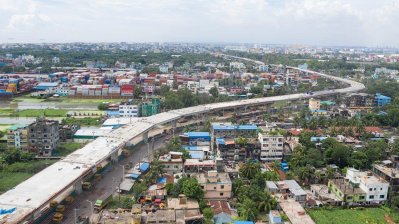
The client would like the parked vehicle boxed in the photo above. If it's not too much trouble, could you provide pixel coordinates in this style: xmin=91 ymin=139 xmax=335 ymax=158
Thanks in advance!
xmin=94 ymin=194 xmax=113 ymax=213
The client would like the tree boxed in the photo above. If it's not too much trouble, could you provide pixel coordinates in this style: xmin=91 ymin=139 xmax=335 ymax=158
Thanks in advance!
xmin=209 ymin=86 xmax=219 ymax=98
xmin=180 ymin=178 xmax=204 ymax=200
xmin=97 ymin=102 xmax=109 ymax=110
xmin=257 ymin=192 xmax=277 ymax=213
xmin=159 ymin=85 xmax=170 ymax=97
xmin=239 ymin=162 xmax=261 ymax=180
xmin=238 ymin=198 xmax=258 ymax=221
xmin=202 ymin=207 xmax=214 ymax=224
xmin=133 ymin=85 xmax=142 ymax=99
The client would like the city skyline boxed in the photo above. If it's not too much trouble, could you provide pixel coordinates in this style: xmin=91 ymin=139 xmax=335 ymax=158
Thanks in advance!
xmin=1 ymin=0 xmax=399 ymax=47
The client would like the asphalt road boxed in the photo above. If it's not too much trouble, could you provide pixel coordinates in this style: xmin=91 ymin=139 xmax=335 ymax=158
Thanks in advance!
xmin=49 ymin=134 xmax=168 ymax=224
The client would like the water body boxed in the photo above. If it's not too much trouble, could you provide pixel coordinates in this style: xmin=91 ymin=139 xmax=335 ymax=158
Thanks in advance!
xmin=0 ymin=100 xmax=98 ymax=110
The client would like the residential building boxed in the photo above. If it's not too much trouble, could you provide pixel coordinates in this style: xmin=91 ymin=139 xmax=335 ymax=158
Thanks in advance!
xmin=28 ymin=118 xmax=60 ymax=156
xmin=258 ymin=127 xmax=284 ymax=162
xmin=375 ymin=93 xmax=391 ymax=107
xmin=211 ymin=123 xmax=258 ymax=139
xmin=344 ymin=93 xmax=374 ymax=108
xmin=277 ymin=180 xmax=307 ymax=204
xmin=196 ymin=171 xmax=232 ymax=199
xmin=7 ymin=124 xmax=28 ymax=150
xmin=372 ymin=155 xmax=399 ymax=202
xmin=268 ymin=210 xmax=283 ymax=224
xmin=308 ymin=98 xmax=320 ymax=111
xmin=328 ymin=179 xmax=366 ymax=204
xmin=159 ymin=151 xmax=183 ymax=174
xmin=346 ymin=168 xmax=389 ymax=203
xmin=184 ymin=159 xmax=215 ymax=173
xmin=59 ymin=124 xmax=79 ymax=142
xmin=119 ymin=103 xmax=139 ymax=117
xmin=207 ymin=200 xmax=234 ymax=224
xmin=229 ymin=62 xmax=246 ymax=70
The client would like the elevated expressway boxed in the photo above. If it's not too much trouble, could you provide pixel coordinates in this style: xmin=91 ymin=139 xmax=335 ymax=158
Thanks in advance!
xmin=0 ymin=63 xmax=365 ymax=224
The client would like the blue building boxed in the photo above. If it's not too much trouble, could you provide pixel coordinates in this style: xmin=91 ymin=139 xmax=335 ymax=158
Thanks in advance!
xmin=211 ymin=123 xmax=258 ymax=138
xmin=375 ymin=93 xmax=391 ymax=107
xmin=181 ymin=132 xmax=211 ymax=142
xmin=34 ymin=82 xmax=58 ymax=91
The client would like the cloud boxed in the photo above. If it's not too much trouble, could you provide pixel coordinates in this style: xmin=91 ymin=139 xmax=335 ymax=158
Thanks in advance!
xmin=0 ymin=0 xmax=399 ymax=46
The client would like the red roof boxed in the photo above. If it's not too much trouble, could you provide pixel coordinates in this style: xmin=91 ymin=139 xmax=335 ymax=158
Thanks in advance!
xmin=207 ymin=200 xmax=231 ymax=215
xmin=364 ymin=126 xmax=383 ymax=134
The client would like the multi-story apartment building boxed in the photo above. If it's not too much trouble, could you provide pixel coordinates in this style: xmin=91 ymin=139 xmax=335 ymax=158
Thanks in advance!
xmin=346 ymin=168 xmax=389 ymax=203
xmin=6 ymin=124 xmax=29 ymax=150
xmin=372 ymin=155 xmax=399 ymax=202
xmin=119 ymin=103 xmax=139 ymax=117
xmin=28 ymin=117 xmax=60 ymax=156
xmin=328 ymin=168 xmax=389 ymax=204
xmin=344 ymin=93 xmax=374 ymax=108
xmin=258 ymin=127 xmax=284 ymax=162
xmin=196 ymin=171 xmax=232 ymax=199
xmin=159 ymin=151 xmax=183 ymax=175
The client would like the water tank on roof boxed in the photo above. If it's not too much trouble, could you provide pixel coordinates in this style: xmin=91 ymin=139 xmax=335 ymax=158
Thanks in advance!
xmin=105 ymin=79 xmax=112 ymax=84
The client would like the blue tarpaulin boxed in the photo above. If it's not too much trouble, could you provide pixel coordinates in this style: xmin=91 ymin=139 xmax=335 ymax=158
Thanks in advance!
xmin=139 ymin=162 xmax=150 ymax=172
xmin=0 ymin=207 xmax=16 ymax=215
xmin=129 ymin=173 xmax=140 ymax=180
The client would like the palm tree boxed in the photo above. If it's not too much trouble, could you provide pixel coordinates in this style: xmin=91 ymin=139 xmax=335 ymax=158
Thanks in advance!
xmin=270 ymin=160 xmax=280 ymax=172
xmin=257 ymin=192 xmax=277 ymax=213
xmin=237 ymin=198 xmax=258 ymax=221
xmin=239 ymin=162 xmax=261 ymax=179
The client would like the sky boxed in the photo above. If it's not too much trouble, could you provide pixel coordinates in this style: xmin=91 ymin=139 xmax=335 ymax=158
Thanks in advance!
xmin=0 ymin=0 xmax=399 ymax=47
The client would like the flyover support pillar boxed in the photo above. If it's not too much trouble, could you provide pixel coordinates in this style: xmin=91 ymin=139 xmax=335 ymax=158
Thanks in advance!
xmin=74 ymin=180 xmax=83 ymax=195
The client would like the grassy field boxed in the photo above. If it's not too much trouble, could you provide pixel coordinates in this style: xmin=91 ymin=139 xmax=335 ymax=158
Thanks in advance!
xmin=53 ymin=142 xmax=84 ymax=156
xmin=0 ymin=160 xmax=57 ymax=193
xmin=12 ymin=94 xmax=124 ymax=104
xmin=17 ymin=109 xmax=69 ymax=117
xmin=0 ymin=172 xmax=33 ymax=193
xmin=0 ymin=109 xmax=14 ymax=116
xmin=308 ymin=207 xmax=398 ymax=224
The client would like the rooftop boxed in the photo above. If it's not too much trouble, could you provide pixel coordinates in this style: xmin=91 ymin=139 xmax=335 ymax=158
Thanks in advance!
xmin=196 ymin=172 xmax=231 ymax=184
xmin=329 ymin=179 xmax=365 ymax=195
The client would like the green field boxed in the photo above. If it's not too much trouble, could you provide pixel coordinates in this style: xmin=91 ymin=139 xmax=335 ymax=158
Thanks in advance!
xmin=17 ymin=109 xmax=69 ymax=117
xmin=0 ymin=109 xmax=14 ymax=116
xmin=53 ymin=142 xmax=84 ymax=156
xmin=0 ymin=172 xmax=33 ymax=193
xmin=0 ymin=160 xmax=57 ymax=193
xmin=308 ymin=207 xmax=398 ymax=224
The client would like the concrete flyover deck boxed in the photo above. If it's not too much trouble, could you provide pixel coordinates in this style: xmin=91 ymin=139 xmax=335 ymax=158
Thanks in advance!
xmin=0 ymin=62 xmax=365 ymax=224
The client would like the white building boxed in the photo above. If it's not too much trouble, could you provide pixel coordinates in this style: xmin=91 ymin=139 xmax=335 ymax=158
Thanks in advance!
xmin=346 ymin=168 xmax=389 ymax=203
xmin=159 ymin=64 xmax=169 ymax=73
xmin=229 ymin=62 xmax=246 ymax=70
xmin=119 ymin=103 xmax=139 ymax=117
xmin=258 ymin=127 xmax=284 ymax=162
xmin=199 ymin=79 xmax=219 ymax=91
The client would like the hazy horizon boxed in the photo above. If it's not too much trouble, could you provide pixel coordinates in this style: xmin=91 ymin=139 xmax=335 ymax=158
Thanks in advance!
xmin=1 ymin=0 xmax=399 ymax=47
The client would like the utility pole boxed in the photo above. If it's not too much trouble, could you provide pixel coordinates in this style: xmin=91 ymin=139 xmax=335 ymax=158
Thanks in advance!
xmin=74 ymin=208 xmax=80 ymax=224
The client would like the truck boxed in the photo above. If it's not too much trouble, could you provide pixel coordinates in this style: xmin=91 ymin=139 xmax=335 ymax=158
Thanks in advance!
xmin=82 ymin=182 xmax=92 ymax=191
xmin=94 ymin=194 xmax=113 ymax=213
xmin=55 ymin=205 xmax=65 ymax=213
xmin=52 ymin=212 xmax=64 ymax=223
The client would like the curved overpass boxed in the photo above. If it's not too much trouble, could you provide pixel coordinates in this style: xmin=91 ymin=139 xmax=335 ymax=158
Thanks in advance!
xmin=0 ymin=63 xmax=365 ymax=224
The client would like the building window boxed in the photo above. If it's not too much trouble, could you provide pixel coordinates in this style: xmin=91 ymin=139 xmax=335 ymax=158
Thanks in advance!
xmin=369 ymin=195 xmax=374 ymax=199
xmin=359 ymin=196 xmax=365 ymax=200
xmin=220 ymin=193 xmax=224 ymax=196
xmin=380 ymin=195 xmax=384 ymax=199
xmin=369 ymin=188 xmax=372 ymax=191
xmin=221 ymin=185 xmax=224 ymax=189
xmin=346 ymin=196 xmax=353 ymax=200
